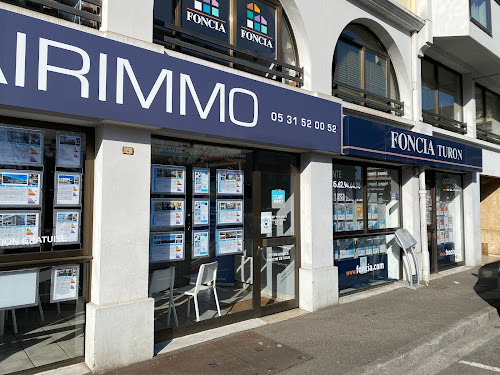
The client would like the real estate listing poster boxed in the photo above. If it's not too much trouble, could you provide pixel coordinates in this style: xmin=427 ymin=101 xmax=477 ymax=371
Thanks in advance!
xmin=217 ymin=170 xmax=244 ymax=195
xmin=0 ymin=126 xmax=43 ymax=166
xmin=193 ymin=168 xmax=210 ymax=195
xmin=216 ymin=228 xmax=243 ymax=256
xmin=56 ymin=134 xmax=82 ymax=167
xmin=50 ymin=265 xmax=79 ymax=302
xmin=53 ymin=210 xmax=80 ymax=244
xmin=0 ymin=171 xmax=41 ymax=206
xmin=0 ymin=211 xmax=40 ymax=247
xmin=192 ymin=230 xmax=209 ymax=258
xmin=151 ymin=165 xmax=186 ymax=194
xmin=217 ymin=200 xmax=243 ymax=225
xmin=193 ymin=199 xmax=210 ymax=226
xmin=55 ymin=172 xmax=82 ymax=206
xmin=150 ymin=232 xmax=185 ymax=262
xmin=151 ymin=199 xmax=185 ymax=228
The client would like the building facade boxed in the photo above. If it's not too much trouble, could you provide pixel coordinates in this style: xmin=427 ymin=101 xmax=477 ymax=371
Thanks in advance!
xmin=0 ymin=0 xmax=497 ymax=373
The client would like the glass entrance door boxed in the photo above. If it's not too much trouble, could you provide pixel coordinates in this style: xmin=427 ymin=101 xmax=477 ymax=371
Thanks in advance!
xmin=253 ymin=151 xmax=299 ymax=315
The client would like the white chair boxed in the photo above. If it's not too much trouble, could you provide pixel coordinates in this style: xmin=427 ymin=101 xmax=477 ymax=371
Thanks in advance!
xmin=176 ymin=262 xmax=221 ymax=322
xmin=149 ymin=267 xmax=178 ymax=327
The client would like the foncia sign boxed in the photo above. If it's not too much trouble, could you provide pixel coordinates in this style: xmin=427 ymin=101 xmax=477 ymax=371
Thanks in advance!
xmin=0 ymin=9 xmax=341 ymax=154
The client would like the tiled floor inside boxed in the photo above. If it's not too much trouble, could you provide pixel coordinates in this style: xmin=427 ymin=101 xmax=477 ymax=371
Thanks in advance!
xmin=0 ymin=302 xmax=85 ymax=375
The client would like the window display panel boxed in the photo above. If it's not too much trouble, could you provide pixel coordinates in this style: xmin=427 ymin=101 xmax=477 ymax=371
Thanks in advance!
xmin=334 ymin=235 xmax=400 ymax=293
xmin=367 ymin=167 xmax=400 ymax=230
xmin=435 ymin=173 xmax=463 ymax=266
xmin=0 ymin=125 xmax=86 ymax=256
xmin=0 ymin=263 xmax=87 ymax=372
xmin=333 ymin=164 xmax=363 ymax=233
xmin=149 ymin=139 xmax=254 ymax=331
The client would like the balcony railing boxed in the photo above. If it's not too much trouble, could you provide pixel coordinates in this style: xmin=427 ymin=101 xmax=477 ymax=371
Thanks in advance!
xmin=332 ymin=80 xmax=404 ymax=116
xmin=422 ymin=110 xmax=467 ymax=134
xmin=153 ymin=22 xmax=303 ymax=87
xmin=2 ymin=0 xmax=101 ymax=29
xmin=477 ymin=126 xmax=500 ymax=145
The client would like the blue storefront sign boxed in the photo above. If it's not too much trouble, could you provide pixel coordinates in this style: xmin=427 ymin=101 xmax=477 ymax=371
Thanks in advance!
xmin=337 ymin=254 xmax=389 ymax=290
xmin=0 ymin=9 xmax=341 ymax=154
xmin=342 ymin=117 xmax=482 ymax=172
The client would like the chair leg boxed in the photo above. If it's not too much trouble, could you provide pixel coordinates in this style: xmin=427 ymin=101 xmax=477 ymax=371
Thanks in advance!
xmin=38 ymin=299 xmax=45 ymax=322
xmin=213 ymin=288 xmax=221 ymax=317
xmin=11 ymin=310 xmax=17 ymax=334
xmin=170 ymin=294 xmax=178 ymax=327
xmin=194 ymin=295 xmax=200 ymax=322
xmin=186 ymin=296 xmax=191 ymax=319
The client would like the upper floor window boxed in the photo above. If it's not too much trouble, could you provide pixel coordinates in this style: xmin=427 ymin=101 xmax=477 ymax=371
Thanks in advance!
xmin=421 ymin=57 xmax=465 ymax=134
xmin=470 ymin=0 xmax=492 ymax=34
xmin=153 ymin=0 xmax=302 ymax=87
xmin=2 ymin=0 xmax=101 ymax=29
xmin=476 ymin=84 xmax=500 ymax=144
xmin=333 ymin=24 xmax=402 ymax=116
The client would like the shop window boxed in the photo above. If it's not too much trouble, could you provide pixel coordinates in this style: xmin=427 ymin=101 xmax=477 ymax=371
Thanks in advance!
xmin=150 ymin=138 xmax=254 ymax=331
xmin=152 ymin=0 xmax=302 ymax=87
xmin=333 ymin=24 xmax=402 ymax=116
xmin=470 ymin=0 xmax=492 ymax=34
xmin=475 ymin=84 xmax=500 ymax=144
xmin=333 ymin=162 xmax=401 ymax=293
xmin=421 ymin=57 xmax=465 ymax=134
xmin=0 ymin=120 xmax=92 ymax=373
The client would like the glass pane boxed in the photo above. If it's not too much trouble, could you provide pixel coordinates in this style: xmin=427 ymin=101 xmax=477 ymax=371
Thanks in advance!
xmin=280 ymin=17 xmax=298 ymax=87
xmin=333 ymin=164 xmax=363 ymax=233
xmin=485 ymin=89 xmax=500 ymax=136
xmin=367 ymin=167 xmax=400 ymax=230
xmin=476 ymin=86 xmax=485 ymax=130
xmin=0 ymin=263 xmax=87 ymax=371
xmin=342 ymin=24 xmax=386 ymax=53
xmin=471 ymin=0 xmax=490 ymax=30
xmin=260 ymin=245 xmax=296 ymax=306
xmin=421 ymin=59 xmax=436 ymax=113
xmin=435 ymin=173 xmax=463 ymax=267
xmin=335 ymin=234 xmax=400 ymax=293
xmin=438 ymin=66 xmax=462 ymax=121
xmin=150 ymin=139 xmax=254 ymax=329
xmin=261 ymin=171 xmax=295 ymax=238
xmin=335 ymin=40 xmax=362 ymax=91
xmin=365 ymin=51 xmax=387 ymax=97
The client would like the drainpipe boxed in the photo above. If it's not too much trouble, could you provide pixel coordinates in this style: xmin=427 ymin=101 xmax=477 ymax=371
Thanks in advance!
xmin=419 ymin=167 xmax=430 ymax=284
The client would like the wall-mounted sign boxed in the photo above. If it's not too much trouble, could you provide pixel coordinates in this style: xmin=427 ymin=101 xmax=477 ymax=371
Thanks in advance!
xmin=271 ymin=189 xmax=285 ymax=209
xmin=217 ymin=199 xmax=243 ymax=225
xmin=53 ymin=210 xmax=80 ymax=244
xmin=193 ymin=198 xmax=210 ymax=226
xmin=182 ymin=0 xmax=229 ymax=43
xmin=192 ymin=230 xmax=209 ymax=258
xmin=217 ymin=170 xmax=244 ymax=196
xmin=0 ymin=10 xmax=342 ymax=155
xmin=343 ymin=116 xmax=483 ymax=172
xmin=56 ymin=133 xmax=82 ymax=168
xmin=151 ymin=198 xmax=185 ymax=228
xmin=55 ymin=172 xmax=82 ymax=206
xmin=216 ymin=228 xmax=243 ymax=256
xmin=237 ymin=1 xmax=276 ymax=59
xmin=50 ymin=265 xmax=79 ymax=302
xmin=0 ymin=125 xmax=43 ymax=166
xmin=151 ymin=165 xmax=186 ymax=194
xmin=0 ymin=211 xmax=40 ymax=247
xmin=0 ymin=171 xmax=42 ymax=207
xmin=193 ymin=168 xmax=210 ymax=195
xmin=150 ymin=231 xmax=185 ymax=262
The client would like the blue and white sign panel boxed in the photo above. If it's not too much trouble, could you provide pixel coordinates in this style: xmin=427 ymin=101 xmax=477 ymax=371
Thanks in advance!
xmin=0 ymin=9 xmax=341 ymax=153
xmin=342 ymin=117 xmax=482 ymax=172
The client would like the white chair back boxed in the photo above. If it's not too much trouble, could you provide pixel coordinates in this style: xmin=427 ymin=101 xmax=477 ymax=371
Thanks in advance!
xmin=149 ymin=267 xmax=175 ymax=298
xmin=196 ymin=262 xmax=218 ymax=290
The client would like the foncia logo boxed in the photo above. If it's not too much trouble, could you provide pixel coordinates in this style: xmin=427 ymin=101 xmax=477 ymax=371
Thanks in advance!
xmin=241 ymin=3 xmax=273 ymax=49
xmin=187 ymin=0 xmax=226 ymax=33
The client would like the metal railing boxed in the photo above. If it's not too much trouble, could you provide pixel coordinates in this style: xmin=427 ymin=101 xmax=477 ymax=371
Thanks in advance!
xmin=422 ymin=110 xmax=467 ymax=134
xmin=2 ymin=0 xmax=101 ymax=29
xmin=477 ymin=126 xmax=500 ymax=145
xmin=332 ymin=80 xmax=404 ymax=116
xmin=153 ymin=22 xmax=303 ymax=87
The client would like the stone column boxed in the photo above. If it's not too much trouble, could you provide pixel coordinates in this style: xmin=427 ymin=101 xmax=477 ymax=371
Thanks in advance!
xmin=463 ymin=172 xmax=481 ymax=267
xmin=101 ymin=0 xmax=154 ymax=43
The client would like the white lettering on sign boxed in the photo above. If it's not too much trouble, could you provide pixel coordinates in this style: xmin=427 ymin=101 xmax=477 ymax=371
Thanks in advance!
xmin=240 ymin=29 xmax=273 ymax=49
xmin=186 ymin=10 xmax=226 ymax=33
xmin=390 ymin=131 xmax=464 ymax=161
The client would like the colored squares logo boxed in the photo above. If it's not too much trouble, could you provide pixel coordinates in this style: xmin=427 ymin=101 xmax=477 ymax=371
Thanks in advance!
xmin=246 ymin=3 xmax=267 ymax=34
xmin=195 ymin=0 xmax=220 ymax=18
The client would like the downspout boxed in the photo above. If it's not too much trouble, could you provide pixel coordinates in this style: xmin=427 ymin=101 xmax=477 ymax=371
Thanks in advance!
xmin=419 ymin=168 xmax=430 ymax=284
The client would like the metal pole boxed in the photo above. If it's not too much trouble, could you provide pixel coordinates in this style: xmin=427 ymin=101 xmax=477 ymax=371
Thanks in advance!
xmin=419 ymin=168 xmax=430 ymax=285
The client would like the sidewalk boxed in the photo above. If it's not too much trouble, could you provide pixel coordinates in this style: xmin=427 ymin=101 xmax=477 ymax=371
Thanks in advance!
xmin=103 ymin=258 xmax=500 ymax=375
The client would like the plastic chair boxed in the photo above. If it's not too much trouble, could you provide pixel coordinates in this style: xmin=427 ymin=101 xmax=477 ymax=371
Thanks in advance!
xmin=176 ymin=262 xmax=221 ymax=322
xmin=149 ymin=267 xmax=178 ymax=327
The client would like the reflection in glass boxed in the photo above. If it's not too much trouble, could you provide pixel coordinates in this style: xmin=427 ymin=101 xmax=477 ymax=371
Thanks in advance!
xmin=260 ymin=245 xmax=296 ymax=306
xmin=471 ymin=0 xmax=490 ymax=30
xmin=367 ymin=167 xmax=400 ymax=230
xmin=333 ymin=164 xmax=363 ymax=233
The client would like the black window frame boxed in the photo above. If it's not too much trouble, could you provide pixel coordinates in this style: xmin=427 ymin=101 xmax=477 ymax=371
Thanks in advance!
xmin=470 ymin=0 xmax=493 ymax=36
xmin=421 ymin=56 xmax=466 ymax=134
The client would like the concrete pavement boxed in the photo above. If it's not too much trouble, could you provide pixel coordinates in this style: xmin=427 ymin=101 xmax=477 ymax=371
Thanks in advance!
xmin=100 ymin=257 xmax=500 ymax=375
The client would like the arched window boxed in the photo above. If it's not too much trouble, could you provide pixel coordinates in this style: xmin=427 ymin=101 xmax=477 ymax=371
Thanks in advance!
xmin=153 ymin=0 xmax=302 ymax=87
xmin=333 ymin=24 xmax=402 ymax=115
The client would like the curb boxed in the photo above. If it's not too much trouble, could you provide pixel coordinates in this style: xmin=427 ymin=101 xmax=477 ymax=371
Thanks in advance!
xmin=354 ymin=306 xmax=499 ymax=375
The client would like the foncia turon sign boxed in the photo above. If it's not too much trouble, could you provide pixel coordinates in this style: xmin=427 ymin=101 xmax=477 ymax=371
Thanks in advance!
xmin=0 ymin=9 xmax=341 ymax=153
